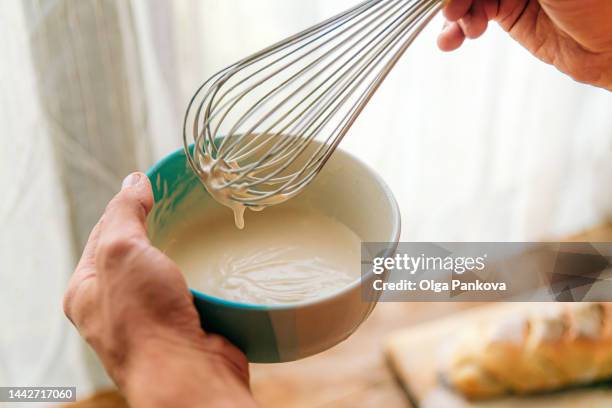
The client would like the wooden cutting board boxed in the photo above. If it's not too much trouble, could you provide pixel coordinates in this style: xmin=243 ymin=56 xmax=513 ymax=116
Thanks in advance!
xmin=385 ymin=303 xmax=612 ymax=408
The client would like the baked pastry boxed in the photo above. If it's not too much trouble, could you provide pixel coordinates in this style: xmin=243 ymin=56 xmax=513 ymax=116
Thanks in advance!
xmin=440 ymin=303 xmax=612 ymax=399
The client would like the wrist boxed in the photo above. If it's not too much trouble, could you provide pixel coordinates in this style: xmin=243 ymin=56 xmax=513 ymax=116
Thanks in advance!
xmin=118 ymin=334 xmax=256 ymax=408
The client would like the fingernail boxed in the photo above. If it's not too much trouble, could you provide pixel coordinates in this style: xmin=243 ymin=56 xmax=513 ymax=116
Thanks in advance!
xmin=122 ymin=173 xmax=141 ymax=190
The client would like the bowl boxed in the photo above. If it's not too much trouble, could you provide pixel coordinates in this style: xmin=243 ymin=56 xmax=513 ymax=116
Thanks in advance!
xmin=146 ymin=142 xmax=400 ymax=363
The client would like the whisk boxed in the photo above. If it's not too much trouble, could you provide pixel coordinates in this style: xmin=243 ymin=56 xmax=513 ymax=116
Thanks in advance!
xmin=184 ymin=0 xmax=443 ymax=214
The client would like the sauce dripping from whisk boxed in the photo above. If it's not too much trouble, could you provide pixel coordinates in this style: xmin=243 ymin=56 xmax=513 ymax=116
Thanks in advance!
xmin=197 ymin=155 xmax=248 ymax=229
xmin=197 ymin=154 xmax=280 ymax=229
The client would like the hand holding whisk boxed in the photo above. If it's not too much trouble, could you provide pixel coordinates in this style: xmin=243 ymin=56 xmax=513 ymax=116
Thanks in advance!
xmin=183 ymin=0 xmax=444 ymax=227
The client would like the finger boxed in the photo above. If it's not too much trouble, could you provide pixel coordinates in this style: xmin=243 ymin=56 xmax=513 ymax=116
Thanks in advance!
xmin=74 ymin=217 xmax=103 ymax=276
xmin=65 ymin=209 xmax=104 ymax=325
xmin=460 ymin=0 xmax=489 ymax=39
xmin=96 ymin=172 xmax=154 ymax=271
xmin=443 ymin=0 xmax=472 ymax=21
xmin=437 ymin=21 xmax=466 ymax=51
xmin=484 ymin=0 xmax=499 ymax=20
xmin=203 ymin=334 xmax=251 ymax=385
xmin=100 ymin=172 xmax=153 ymax=241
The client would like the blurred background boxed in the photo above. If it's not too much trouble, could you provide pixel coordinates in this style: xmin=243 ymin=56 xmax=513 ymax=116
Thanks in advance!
xmin=1 ymin=0 xmax=611 ymax=405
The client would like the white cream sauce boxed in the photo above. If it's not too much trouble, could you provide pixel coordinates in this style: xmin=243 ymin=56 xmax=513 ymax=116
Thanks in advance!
xmin=160 ymin=206 xmax=361 ymax=305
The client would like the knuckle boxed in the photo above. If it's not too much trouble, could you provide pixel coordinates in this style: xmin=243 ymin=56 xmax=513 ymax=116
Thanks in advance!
xmin=205 ymin=334 xmax=248 ymax=365
xmin=105 ymin=193 xmax=126 ymax=211
xmin=205 ymin=334 xmax=229 ymax=352
xmin=62 ymin=288 xmax=75 ymax=321
xmin=106 ymin=191 xmax=149 ymax=221
xmin=63 ymin=276 xmax=97 ymax=327
xmin=203 ymin=335 xmax=250 ymax=383
xmin=63 ymin=273 xmax=84 ymax=323
xmin=97 ymin=237 xmax=141 ymax=266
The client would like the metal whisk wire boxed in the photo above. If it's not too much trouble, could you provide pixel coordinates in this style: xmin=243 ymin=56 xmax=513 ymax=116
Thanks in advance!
xmin=184 ymin=0 xmax=443 ymax=208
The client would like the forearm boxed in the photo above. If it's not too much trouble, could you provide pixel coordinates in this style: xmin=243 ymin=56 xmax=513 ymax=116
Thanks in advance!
xmin=119 ymin=338 xmax=258 ymax=408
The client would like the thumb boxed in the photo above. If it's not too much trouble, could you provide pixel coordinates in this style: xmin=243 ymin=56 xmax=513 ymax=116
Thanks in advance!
xmin=97 ymin=172 xmax=154 ymax=255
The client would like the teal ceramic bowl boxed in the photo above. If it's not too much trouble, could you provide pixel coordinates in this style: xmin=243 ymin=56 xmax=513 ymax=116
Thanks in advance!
xmin=146 ymin=142 xmax=400 ymax=363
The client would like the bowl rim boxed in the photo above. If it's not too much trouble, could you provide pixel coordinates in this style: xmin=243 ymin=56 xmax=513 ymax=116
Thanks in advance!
xmin=146 ymin=144 xmax=401 ymax=311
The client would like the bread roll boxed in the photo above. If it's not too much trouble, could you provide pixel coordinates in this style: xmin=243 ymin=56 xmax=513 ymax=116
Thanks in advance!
xmin=440 ymin=303 xmax=612 ymax=399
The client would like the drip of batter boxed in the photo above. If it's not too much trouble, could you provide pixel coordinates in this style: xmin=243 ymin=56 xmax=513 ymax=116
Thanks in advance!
xmin=197 ymin=152 xmax=291 ymax=230
xmin=160 ymin=206 xmax=361 ymax=305
xmin=197 ymin=154 xmax=249 ymax=229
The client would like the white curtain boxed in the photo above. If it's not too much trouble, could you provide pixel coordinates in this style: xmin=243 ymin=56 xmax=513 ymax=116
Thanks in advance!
xmin=2 ymin=0 xmax=611 ymax=396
